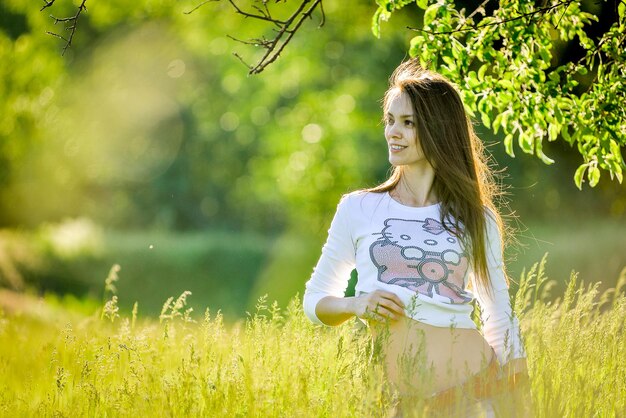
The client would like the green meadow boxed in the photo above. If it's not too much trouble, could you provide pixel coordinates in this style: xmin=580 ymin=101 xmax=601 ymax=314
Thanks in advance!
xmin=0 ymin=257 xmax=624 ymax=417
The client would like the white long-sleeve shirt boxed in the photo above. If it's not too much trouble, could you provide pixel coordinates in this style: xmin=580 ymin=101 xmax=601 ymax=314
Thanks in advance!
xmin=303 ymin=190 xmax=526 ymax=365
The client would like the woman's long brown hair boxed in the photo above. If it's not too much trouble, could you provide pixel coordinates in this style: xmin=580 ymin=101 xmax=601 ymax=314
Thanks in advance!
xmin=367 ymin=59 xmax=507 ymax=298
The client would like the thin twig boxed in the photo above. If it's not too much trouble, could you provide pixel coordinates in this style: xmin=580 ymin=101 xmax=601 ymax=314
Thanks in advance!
xmin=44 ymin=0 xmax=88 ymax=55
xmin=46 ymin=31 xmax=68 ymax=43
xmin=227 ymin=0 xmax=286 ymax=24
xmin=232 ymin=52 xmax=254 ymax=71
xmin=464 ymin=0 xmax=491 ymax=25
xmin=183 ymin=0 xmax=219 ymax=15
xmin=318 ymin=0 xmax=325 ymax=28
xmin=554 ymin=1 xmax=571 ymax=28
xmin=227 ymin=34 xmax=272 ymax=47
xmin=183 ymin=0 xmax=324 ymax=74
xmin=408 ymin=0 xmax=575 ymax=35
xmin=248 ymin=0 xmax=323 ymax=74
xmin=40 ymin=0 xmax=56 ymax=12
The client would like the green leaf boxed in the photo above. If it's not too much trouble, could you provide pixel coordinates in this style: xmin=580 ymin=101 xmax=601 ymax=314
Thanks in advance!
xmin=588 ymin=165 xmax=600 ymax=187
xmin=549 ymin=72 xmax=560 ymax=83
xmin=492 ymin=113 xmax=503 ymax=134
xmin=519 ymin=132 xmax=534 ymax=154
xmin=424 ymin=4 xmax=439 ymax=25
xmin=574 ymin=164 xmax=587 ymax=190
xmin=504 ymin=134 xmax=515 ymax=157
xmin=466 ymin=71 xmax=479 ymax=89
xmin=610 ymin=140 xmax=623 ymax=163
xmin=539 ymin=47 xmax=551 ymax=64
xmin=501 ymin=110 xmax=511 ymax=132
xmin=416 ymin=0 xmax=429 ymax=10
xmin=409 ymin=35 xmax=425 ymax=57
xmin=481 ymin=110 xmax=491 ymax=128
xmin=562 ymin=126 xmax=572 ymax=143
xmin=371 ymin=7 xmax=390 ymax=38
xmin=548 ymin=123 xmax=559 ymax=142
xmin=442 ymin=56 xmax=457 ymax=72
xmin=478 ymin=64 xmax=488 ymax=81
xmin=536 ymin=138 xmax=555 ymax=165
xmin=554 ymin=106 xmax=564 ymax=125
xmin=451 ymin=38 xmax=465 ymax=62
xmin=615 ymin=165 xmax=623 ymax=184
xmin=498 ymin=79 xmax=513 ymax=90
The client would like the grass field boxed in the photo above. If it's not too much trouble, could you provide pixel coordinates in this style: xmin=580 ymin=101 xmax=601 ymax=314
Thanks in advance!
xmin=0 ymin=259 xmax=624 ymax=417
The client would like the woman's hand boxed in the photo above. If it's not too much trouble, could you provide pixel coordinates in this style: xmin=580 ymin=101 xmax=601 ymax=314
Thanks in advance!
xmin=499 ymin=358 xmax=533 ymax=417
xmin=501 ymin=357 xmax=529 ymax=388
xmin=350 ymin=290 xmax=406 ymax=323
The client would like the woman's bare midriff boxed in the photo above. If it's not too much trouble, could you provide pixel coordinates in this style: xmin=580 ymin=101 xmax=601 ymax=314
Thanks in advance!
xmin=369 ymin=316 xmax=497 ymax=397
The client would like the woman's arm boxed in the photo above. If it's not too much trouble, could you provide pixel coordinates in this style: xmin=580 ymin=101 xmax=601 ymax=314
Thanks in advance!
xmin=474 ymin=213 xmax=527 ymax=366
xmin=315 ymin=291 xmax=406 ymax=326
xmin=303 ymin=195 xmax=356 ymax=325
xmin=476 ymin=214 xmax=533 ymax=414
xmin=314 ymin=296 xmax=357 ymax=326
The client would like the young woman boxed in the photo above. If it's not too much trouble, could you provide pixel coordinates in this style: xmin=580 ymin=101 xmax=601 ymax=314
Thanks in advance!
xmin=303 ymin=59 xmax=530 ymax=416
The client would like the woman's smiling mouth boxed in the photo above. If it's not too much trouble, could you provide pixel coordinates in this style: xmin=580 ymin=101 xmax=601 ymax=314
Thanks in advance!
xmin=389 ymin=144 xmax=408 ymax=152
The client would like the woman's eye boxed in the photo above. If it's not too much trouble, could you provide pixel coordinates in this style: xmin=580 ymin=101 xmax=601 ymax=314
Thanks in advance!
xmin=404 ymin=120 xmax=414 ymax=127
xmin=385 ymin=118 xmax=394 ymax=126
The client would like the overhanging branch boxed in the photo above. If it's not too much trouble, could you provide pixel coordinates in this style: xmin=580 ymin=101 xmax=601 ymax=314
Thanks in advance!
xmin=186 ymin=0 xmax=325 ymax=74
xmin=42 ymin=0 xmax=88 ymax=55
xmin=408 ymin=0 xmax=575 ymax=35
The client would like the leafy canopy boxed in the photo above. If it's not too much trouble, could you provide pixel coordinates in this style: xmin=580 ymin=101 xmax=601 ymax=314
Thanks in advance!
xmin=373 ymin=0 xmax=625 ymax=189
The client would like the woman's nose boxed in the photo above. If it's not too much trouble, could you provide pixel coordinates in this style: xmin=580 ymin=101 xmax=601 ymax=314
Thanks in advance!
xmin=387 ymin=122 xmax=401 ymax=138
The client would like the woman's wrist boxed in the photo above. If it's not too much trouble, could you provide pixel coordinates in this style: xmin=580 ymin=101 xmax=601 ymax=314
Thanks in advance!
xmin=344 ymin=296 xmax=358 ymax=317
xmin=315 ymin=296 xmax=359 ymax=326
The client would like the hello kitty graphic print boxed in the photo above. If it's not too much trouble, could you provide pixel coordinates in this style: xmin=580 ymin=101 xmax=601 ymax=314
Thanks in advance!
xmin=369 ymin=217 xmax=473 ymax=304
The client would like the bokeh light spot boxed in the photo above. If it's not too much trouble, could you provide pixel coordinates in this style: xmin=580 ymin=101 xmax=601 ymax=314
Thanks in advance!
xmin=222 ymin=74 xmax=241 ymax=94
xmin=39 ymin=87 xmax=55 ymax=107
xmin=288 ymin=151 xmax=310 ymax=172
xmin=325 ymin=41 xmax=344 ymax=59
xmin=220 ymin=112 xmax=240 ymax=131
xmin=251 ymin=106 xmax=270 ymax=126
xmin=167 ymin=59 xmax=186 ymax=78
xmin=335 ymin=94 xmax=355 ymax=113
xmin=210 ymin=37 xmax=228 ymax=55
xmin=235 ymin=125 xmax=255 ymax=145
xmin=302 ymin=123 xmax=323 ymax=143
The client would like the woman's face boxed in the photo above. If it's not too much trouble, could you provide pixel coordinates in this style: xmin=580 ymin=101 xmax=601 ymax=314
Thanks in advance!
xmin=384 ymin=90 xmax=425 ymax=168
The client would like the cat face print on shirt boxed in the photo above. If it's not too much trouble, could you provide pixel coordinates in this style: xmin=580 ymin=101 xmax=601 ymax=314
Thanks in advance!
xmin=369 ymin=217 xmax=473 ymax=304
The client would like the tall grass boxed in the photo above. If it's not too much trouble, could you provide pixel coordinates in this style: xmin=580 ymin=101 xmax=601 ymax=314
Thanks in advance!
xmin=0 ymin=257 xmax=624 ymax=417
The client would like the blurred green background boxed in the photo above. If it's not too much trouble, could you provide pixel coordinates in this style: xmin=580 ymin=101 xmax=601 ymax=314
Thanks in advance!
xmin=0 ymin=0 xmax=624 ymax=322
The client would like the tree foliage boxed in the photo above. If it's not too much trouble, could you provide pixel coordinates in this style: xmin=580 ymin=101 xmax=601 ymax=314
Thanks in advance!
xmin=30 ymin=0 xmax=626 ymax=190
xmin=177 ymin=0 xmax=626 ymax=189
xmin=376 ymin=0 xmax=625 ymax=189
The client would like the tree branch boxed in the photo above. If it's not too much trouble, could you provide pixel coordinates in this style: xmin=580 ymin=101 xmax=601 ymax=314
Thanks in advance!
xmin=43 ymin=0 xmax=88 ymax=55
xmin=408 ymin=0 xmax=575 ymax=35
xmin=40 ymin=0 xmax=57 ymax=12
xmin=247 ymin=0 xmax=317 ymax=74
xmin=186 ymin=0 xmax=324 ymax=74
xmin=183 ymin=0 xmax=220 ymax=15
